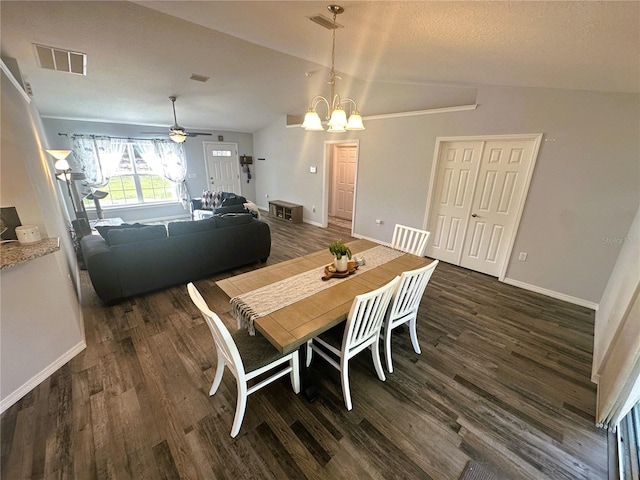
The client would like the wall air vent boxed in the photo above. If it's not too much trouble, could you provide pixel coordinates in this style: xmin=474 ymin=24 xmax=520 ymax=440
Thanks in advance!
xmin=309 ymin=14 xmax=342 ymax=30
xmin=33 ymin=44 xmax=87 ymax=75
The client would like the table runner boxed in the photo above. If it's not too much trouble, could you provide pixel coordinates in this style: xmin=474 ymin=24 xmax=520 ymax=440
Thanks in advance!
xmin=231 ymin=245 xmax=404 ymax=334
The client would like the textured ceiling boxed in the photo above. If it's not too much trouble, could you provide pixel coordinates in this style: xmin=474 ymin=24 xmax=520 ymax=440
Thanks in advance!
xmin=1 ymin=1 xmax=638 ymax=134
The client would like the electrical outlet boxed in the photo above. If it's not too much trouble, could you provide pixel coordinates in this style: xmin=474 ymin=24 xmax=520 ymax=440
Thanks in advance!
xmin=518 ymin=252 xmax=528 ymax=261
xmin=375 ymin=219 xmax=383 ymax=226
xmin=265 ymin=193 xmax=269 ymax=198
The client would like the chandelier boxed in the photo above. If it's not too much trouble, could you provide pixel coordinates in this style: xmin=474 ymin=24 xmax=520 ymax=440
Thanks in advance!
xmin=301 ymin=5 xmax=365 ymax=133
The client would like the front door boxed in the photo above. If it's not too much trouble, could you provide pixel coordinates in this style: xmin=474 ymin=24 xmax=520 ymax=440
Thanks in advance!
xmin=426 ymin=135 xmax=541 ymax=278
xmin=204 ymin=142 xmax=241 ymax=194
xmin=332 ymin=145 xmax=357 ymax=220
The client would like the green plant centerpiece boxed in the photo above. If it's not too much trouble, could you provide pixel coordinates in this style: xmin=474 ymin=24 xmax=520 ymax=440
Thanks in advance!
xmin=329 ymin=240 xmax=352 ymax=272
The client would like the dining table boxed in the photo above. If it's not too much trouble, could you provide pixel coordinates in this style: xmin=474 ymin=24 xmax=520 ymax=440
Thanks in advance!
xmin=216 ymin=239 xmax=434 ymax=355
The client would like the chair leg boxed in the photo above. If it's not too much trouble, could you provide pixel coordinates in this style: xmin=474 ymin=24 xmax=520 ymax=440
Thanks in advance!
xmin=384 ymin=326 xmax=394 ymax=374
xmin=231 ymin=381 xmax=248 ymax=438
xmin=210 ymin=353 xmax=225 ymax=396
xmin=409 ymin=315 xmax=421 ymax=354
xmin=372 ymin=338 xmax=386 ymax=382
xmin=290 ymin=351 xmax=301 ymax=394
xmin=305 ymin=340 xmax=313 ymax=367
xmin=340 ymin=358 xmax=353 ymax=411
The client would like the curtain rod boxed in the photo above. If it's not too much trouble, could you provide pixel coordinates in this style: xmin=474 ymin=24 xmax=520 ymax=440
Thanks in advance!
xmin=58 ymin=133 xmax=169 ymax=142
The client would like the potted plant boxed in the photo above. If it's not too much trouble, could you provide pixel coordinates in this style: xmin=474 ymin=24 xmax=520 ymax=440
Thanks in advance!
xmin=329 ymin=240 xmax=352 ymax=272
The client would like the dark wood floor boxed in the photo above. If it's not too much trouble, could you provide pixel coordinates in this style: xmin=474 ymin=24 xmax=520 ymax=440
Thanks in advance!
xmin=1 ymin=214 xmax=608 ymax=479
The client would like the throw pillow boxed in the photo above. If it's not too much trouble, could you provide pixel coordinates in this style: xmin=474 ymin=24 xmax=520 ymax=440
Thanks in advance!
xmin=107 ymin=225 xmax=167 ymax=246
xmin=96 ymin=223 xmax=144 ymax=245
xmin=167 ymin=218 xmax=217 ymax=236
xmin=201 ymin=190 xmax=214 ymax=210
xmin=212 ymin=191 xmax=223 ymax=208
xmin=213 ymin=213 xmax=253 ymax=228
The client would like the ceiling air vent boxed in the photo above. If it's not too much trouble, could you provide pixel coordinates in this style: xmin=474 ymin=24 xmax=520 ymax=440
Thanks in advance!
xmin=190 ymin=73 xmax=210 ymax=83
xmin=309 ymin=14 xmax=342 ymax=30
xmin=33 ymin=44 xmax=87 ymax=75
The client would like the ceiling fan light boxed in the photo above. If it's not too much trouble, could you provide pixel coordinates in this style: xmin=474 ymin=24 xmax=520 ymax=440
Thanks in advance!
xmin=302 ymin=110 xmax=324 ymax=131
xmin=170 ymin=131 xmax=187 ymax=143
xmin=346 ymin=112 xmax=365 ymax=130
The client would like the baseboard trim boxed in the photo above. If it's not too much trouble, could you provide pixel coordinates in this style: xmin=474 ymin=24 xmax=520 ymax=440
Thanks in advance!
xmin=351 ymin=233 xmax=392 ymax=246
xmin=0 ymin=340 xmax=87 ymax=414
xmin=502 ymin=277 xmax=598 ymax=310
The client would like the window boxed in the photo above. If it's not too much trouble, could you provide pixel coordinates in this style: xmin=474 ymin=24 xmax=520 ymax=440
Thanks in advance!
xmin=84 ymin=143 xmax=177 ymax=207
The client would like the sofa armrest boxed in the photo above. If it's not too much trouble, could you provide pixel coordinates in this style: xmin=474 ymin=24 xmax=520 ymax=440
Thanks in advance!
xmin=80 ymin=234 xmax=122 ymax=303
xmin=190 ymin=198 xmax=203 ymax=220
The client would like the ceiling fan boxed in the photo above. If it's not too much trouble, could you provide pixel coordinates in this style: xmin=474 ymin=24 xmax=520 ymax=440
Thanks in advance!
xmin=142 ymin=96 xmax=212 ymax=143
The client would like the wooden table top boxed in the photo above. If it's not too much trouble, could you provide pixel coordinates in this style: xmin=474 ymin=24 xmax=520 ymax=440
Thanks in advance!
xmin=216 ymin=239 xmax=433 ymax=354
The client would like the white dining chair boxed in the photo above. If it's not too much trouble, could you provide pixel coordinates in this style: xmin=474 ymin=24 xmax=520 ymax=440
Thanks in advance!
xmin=390 ymin=224 xmax=431 ymax=257
xmin=305 ymin=276 xmax=400 ymax=411
xmin=383 ymin=260 xmax=439 ymax=373
xmin=187 ymin=282 xmax=300 ymax=437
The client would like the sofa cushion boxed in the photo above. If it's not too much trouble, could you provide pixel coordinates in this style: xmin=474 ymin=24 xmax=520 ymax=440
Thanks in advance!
xmin=107 ymin=225 xmax=167 ymax=246
xmin=213 ymin=213 xmax=254 ymax=228
xmin=96 ymin=223 xmax=145 ymax=245
xmin=167 ymin=218 xmax=217 ymax=236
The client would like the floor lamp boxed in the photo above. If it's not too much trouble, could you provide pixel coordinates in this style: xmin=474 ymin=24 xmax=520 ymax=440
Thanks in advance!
xmin=46 ymin=150 xmax=91 ymax=237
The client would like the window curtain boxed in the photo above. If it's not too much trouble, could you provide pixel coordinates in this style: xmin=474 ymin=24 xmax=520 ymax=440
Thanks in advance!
xmin=70 ymin=136 xmax=127 ymax=187
xmin=139 ymin=140 xmax=189 ymax=208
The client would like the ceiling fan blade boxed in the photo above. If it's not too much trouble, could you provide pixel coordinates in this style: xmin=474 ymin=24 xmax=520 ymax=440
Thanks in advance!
xmin=186 ymin=132 xmax=213 ymax=137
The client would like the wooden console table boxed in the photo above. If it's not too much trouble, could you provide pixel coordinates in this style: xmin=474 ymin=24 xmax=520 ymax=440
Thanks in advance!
xmin=268 ymin=200 xmax=302 ymax=224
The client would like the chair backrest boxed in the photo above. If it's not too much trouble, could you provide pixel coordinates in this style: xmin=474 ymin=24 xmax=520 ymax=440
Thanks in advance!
xmin=343 ymin=276 xmax=401 ymax=352
xmin=187 ymin=283 xmax=245 ymax=377
xmin=387 ymin=260 xmax=439 ymax=320
xmin=391 ymin=224 xmax=431 ymax=257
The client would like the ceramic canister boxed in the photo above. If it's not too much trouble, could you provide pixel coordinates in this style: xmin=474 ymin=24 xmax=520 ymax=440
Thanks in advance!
xmin=15 ymin=225 xmax=42 ymax=245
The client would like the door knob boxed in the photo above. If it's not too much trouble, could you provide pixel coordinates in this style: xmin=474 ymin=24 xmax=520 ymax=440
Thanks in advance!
xmin=471 ymin=213 xmax=479 ymax=218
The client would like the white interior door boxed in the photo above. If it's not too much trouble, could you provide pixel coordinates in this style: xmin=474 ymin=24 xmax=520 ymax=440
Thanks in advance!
xmin=332 ymin=145 xmax=357 ymax=220
xmin=204 ymin=142 xmax=241 ymax=194
xmin=426 ymin=135 xmax=540 ymax=278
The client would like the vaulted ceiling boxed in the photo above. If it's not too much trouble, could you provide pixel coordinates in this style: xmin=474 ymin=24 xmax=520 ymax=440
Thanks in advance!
xmin=2 ymin=1 xmax=638 ymax=134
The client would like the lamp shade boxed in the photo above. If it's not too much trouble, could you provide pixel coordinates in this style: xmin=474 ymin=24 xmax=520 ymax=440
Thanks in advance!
xmin=327 ymin=107 xmax=347 ymax=133
xmin=301 ymin=110 xmax=324 ymax=131
xmin=346 ymin=112 xmax=365 ymax=131
xmin=45 ymin=149 xmax=71 ymax=161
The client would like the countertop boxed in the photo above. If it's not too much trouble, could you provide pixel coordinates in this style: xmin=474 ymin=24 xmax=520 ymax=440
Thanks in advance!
xmin=1 ymin=237 xmax=61 ymax=270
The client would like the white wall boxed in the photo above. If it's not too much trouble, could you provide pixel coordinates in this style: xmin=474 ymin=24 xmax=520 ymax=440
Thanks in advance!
xmin=41 ymin=118 xmax=256 ymax=223
xmin=1 ymin=69 xmax=85 ymax=412
xmin=253 ymin=84 xmax=639 ymax=306
xmin=592 ymin=204 xmax=640 ymax=379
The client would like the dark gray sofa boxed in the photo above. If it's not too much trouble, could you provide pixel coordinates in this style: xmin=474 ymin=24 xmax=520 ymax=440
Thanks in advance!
xmin=81 ymin=214 xmax=270 ymax=303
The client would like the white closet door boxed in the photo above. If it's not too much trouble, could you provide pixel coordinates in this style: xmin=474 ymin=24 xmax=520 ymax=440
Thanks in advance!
xmin=426 ymin=136 xmax=539 ymax=278
xmin=428 ymin=141 xmax=483 ymax=265
xmin=460 ymin=139 xmax=536 ymax=276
